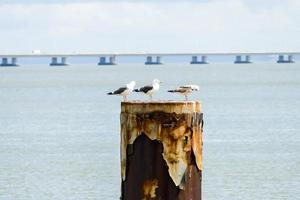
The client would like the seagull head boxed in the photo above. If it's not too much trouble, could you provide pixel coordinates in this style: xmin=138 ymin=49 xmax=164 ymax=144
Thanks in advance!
xmin=191 ymin=84 xmax=200 ymax=91
xmin=126 ymin=81 xmax=136 ymax=89
xmin=152 ymin=79 xmax=162 ymax=85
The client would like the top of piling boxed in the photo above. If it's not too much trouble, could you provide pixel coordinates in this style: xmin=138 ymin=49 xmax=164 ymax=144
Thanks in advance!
xmin=121 ymin=100 xmax=201 ymax=113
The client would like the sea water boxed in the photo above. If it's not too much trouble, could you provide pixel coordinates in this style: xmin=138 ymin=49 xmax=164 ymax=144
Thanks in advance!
xmin=0 ymin=63 xmax=299 ymax=199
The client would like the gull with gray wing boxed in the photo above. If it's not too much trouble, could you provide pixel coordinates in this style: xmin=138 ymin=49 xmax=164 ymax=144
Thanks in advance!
xmin=134 ymin=79 xmax=162 ymax=100
xmin=107 ymin=81 xmax=136 ymax=101
xmin=168 ymin=84 xmax=199 ymax=101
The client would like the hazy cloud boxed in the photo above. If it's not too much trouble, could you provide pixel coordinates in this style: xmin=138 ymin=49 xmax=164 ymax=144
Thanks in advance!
xmin=0 ymin=0 xmax=299 ymax=53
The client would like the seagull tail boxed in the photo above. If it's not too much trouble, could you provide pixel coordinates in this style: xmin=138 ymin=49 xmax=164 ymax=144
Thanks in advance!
xmin=168 ymin=90 xmax=176 ymax=93
xmin=133 ymin=89 xmax=140 ymax=92
xmin=107 ymin=92 xmax=114 ymax=95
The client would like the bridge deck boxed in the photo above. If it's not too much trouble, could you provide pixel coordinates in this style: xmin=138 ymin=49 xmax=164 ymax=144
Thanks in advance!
xmin=0 ymin=52 xmax=299 ymax=57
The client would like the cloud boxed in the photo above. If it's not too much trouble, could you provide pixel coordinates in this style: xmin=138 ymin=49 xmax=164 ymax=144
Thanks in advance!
xmin=0 ymin=0 xmax=299 ymax=53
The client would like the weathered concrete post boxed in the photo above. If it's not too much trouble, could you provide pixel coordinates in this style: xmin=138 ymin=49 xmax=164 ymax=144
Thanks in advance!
xmin=120 ymin=101 xmax=203 ymax=200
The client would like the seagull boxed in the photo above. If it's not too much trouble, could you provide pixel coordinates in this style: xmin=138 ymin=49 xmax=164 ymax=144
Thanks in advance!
xmin=134 ymin=79 xmax=162 ymax=100
xmin=168 ymin=84 xmax=199 ymax=101
xmin=107 ymin=81 xmax=136 ymax=101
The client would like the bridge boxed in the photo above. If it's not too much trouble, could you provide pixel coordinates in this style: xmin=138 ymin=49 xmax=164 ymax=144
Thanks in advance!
xmin=0 ymin=52 xmax=299 ymax=66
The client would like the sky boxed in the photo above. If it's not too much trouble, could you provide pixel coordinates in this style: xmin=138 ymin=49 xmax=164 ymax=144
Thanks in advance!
xmin=0 ymin=0 xmax=299 ymax=53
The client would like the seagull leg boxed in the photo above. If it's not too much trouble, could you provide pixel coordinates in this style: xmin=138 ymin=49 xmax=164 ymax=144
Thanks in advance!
xmin=185 ymin=94 xmax=188 ymax=101
xmin=150 ymin=94 xmax=153 ymax=101
xmin=124 ymin=95 xmax=127 ymax=102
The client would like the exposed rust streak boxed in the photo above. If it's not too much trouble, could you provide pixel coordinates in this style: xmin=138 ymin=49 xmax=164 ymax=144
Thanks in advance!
xmin=142 ymin=179 xmax=159 ymax=200
xmin=121 ymin=133 xmax=202 ymax=199
xmin=120 ymin=101 xmax=203 ymax=188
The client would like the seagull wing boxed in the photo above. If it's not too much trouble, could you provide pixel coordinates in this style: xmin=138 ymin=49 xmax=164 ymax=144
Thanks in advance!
xmin=138 ymin=86 xmax=153 ymax=93
xmin=179 ymin=85 xmax=192 ymax=89
xmin=107 ymin=87 xmax=127 ymax=95
xmin=180 ymin=84 xmax=199 ymax=90
xmin=168 ymin=87 xmax=187 ymax=93
xmin=113 ymin=87 xmax=128 ymax=94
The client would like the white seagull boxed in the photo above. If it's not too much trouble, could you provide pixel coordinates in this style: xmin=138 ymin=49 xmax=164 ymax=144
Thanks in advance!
xmin=107 ymin=81 xmax=136 ymax=101
xmin=134 ymin=79 xmax=162 ymax=100
xmin=168 ymin=84 xmax=199 ymax=101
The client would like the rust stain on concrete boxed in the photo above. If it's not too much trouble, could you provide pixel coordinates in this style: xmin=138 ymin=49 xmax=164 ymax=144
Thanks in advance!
xmin=142 ymin=179 xmax=159 ymax=200
xmin=120 ymin=101 xmax=203 ymax=187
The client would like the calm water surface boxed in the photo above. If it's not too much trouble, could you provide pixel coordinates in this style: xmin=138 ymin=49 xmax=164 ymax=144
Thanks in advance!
xmin=0 ymin=63 xmax=299 ymax=199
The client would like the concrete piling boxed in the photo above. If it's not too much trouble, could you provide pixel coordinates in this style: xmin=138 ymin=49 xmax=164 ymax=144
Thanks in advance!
xmin=11 ymin=57 xmax=18 ymax=66
xmin=50 ymin=57 xmax=68 ymax=66
xmin=0 ymin=57 xmax=18 ymax=67
xmin=277 ymin=55 xmax=295 ymax=63
xmin=98 ymin=56 xmax=117 ymax=65
xmin=191 ymin=56 xmax=208 ymax=64
xmin=234 ymin=55 xmax=251 ymax=64
xmin=120 ymin=101 xmax=203 ymax=200
xmin=145 ymin=56 xmax=163 ymax=65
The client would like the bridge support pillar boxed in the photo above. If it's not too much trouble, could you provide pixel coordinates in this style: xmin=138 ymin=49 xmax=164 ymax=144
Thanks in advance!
xmin=277 ymin=55 xmax=294 ymax=63
xmin=145 ymin=56 xmax=163 ymax=65
xmin=98 ymin=56 xmax=117 ymax=65
xmin=234 ymin=55 xmax=252 ymax=64
xmin=191 ymin=56 xmax=208 ymax=64
xmin=0 ymin=57 xmax=18 ymax=67
xmin=50 ymin=57 xmax=68 ymax=66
